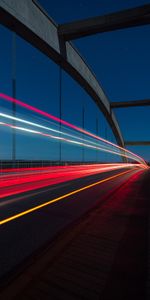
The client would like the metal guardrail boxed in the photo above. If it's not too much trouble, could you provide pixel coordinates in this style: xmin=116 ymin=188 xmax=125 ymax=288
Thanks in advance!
xmin=0 ymin=160 xmax=106 ymax=169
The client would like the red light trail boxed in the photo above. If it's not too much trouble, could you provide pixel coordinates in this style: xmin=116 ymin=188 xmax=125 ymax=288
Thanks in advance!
xmin=0 ymin=164 xmax=146 ymax=199
xmin=0 ymin=93 xmax=146 ymax=165
xmin=0 ymin=168 xmax=142 ymax=225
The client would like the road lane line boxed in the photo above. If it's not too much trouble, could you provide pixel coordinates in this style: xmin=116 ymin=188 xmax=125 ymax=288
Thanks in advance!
xmin=0 ymin=169 xmax=137 ymax=225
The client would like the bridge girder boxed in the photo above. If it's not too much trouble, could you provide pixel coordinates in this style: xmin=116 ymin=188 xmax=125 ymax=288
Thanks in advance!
xmin=125 ymin=141 xmax=150 ymax=146
xmin=111 ymin=99 xmax=150 ymax=108
xmin=0 ymin=0 xmax=125 ymax=150
xmin=58 ymin=4 xmax=150 ymax=40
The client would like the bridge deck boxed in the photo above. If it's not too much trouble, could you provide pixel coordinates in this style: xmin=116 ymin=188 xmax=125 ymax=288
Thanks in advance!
xmin=0 ymin=170 xmax=150 ymax=300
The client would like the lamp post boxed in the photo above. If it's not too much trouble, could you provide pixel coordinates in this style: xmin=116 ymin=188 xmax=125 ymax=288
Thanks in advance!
xmin=82 ymin=104 xmax=85 ymax=163
xmin=12 ymin=32 xmax=16 ymax=166
xmin=96 ymin=117 xmax=99 ymax=162
xmin=59 ymin=66 xmax=62 ymax=164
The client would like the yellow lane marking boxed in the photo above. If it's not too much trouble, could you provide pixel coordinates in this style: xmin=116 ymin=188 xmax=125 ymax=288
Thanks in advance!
xmin=0 ymin=169 xmax=134 ymax=225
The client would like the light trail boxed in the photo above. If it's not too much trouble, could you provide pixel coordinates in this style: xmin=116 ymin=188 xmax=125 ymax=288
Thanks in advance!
xmin=0 ymin=112 xmax=123 ymax=155
xmin=0 ymin=163 xmax=142 ymax=199
xmin=0 ymin=120 xmax=146 ymax=164
xmin=0 ymin=169 xmax=137 ymax=225
xmin=0 ymin=112 xmax=86 ymax=142
xmin=0 ymin=163 xmax=140 ymax=185
xmin=0 ymin=93 xmax=146 ymax=165
xmin=0 ymin=163 xmax=144 ymax=175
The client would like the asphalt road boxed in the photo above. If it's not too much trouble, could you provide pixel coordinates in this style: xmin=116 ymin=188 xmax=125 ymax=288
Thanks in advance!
xmin=0 ymin=167 xmax=144 ymax=282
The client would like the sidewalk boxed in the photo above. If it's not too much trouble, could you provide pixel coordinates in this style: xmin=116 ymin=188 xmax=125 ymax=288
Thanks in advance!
xmin=1 ymin=169 xmax=150 ymax=300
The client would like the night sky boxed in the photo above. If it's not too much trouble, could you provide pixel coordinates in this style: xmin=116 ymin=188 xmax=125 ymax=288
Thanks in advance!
xmin=40 ymin=0 xmax=150 ymax=160
xmin=0 ymin=0 xmax=150 ymax=162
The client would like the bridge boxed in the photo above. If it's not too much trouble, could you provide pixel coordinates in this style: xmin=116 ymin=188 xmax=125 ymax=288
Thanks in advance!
xmin=0 ymin=1 xmax=150 ymax=299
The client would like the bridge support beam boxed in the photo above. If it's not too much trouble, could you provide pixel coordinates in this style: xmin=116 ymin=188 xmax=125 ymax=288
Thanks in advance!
xmin=58 ymin=4 xmax=150 ymax=40
xmin=125 ymin=141 xmax=150 ymax=146
xmin=111 ymin=99 xmax=150 ymax=108
xmin=0 ymin=0 xmax=125 ymax=151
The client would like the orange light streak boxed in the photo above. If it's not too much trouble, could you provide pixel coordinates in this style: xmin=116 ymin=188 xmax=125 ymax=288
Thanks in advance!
xmin=0 ymin=169 xmax=139 ymax=225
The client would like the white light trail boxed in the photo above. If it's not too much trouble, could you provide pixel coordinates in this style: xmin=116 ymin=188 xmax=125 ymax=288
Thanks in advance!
xmin=0 ymin=118 xmax=146 ymax=166
xmin=0 ymin=93 xmax=146 ymax=166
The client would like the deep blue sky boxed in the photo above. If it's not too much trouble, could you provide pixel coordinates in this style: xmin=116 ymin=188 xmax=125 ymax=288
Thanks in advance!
xmin=0 ymin=0 xmax=150 ymax=162
xmin=39 ymin=0 xmax=150 ymax=23
xmin=39 ymin=0 xmax=150 ymax=161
